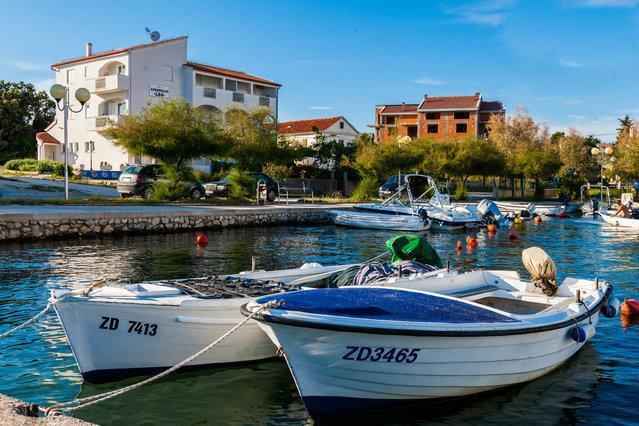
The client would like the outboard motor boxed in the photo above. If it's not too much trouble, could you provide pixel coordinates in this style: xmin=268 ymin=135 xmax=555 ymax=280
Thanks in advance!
xmin=417 ymin=208 xmax=429 ymax=221
xmin=591 ymin=199 xmax=599 ymax=213
xmin=477 ymin=199 xmax=503 ymax=225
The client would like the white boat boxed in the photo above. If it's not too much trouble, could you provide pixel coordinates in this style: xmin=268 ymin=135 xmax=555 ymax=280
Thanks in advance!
xmin=581 ymin=184 xmax=611 ymax=215
xmin=327 ymin=209 xmax=430 ymax=231
xmin=51 ymin=263 xmax=353 ymax=382
xmin=52 ymin=255 xmax=455 ymax=383
xmin=247 ymin=251 xmax=618 ymax=420
xmin=355 ymin=175 xmax=486 ymax=231
xmin=599 ymin=209 xmax=639 ymax=228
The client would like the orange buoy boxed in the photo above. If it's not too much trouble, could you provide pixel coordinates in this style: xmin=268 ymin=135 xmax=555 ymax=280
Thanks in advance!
xmin=486 ymin=224 xmax=497 ymax=233
xmin=195 ymin=233 xmax=209 ymax=245
xmin=456 ymin=240 xmax=463 ymax=251
xmin=534 ymin=216 xmax=542 ymax=224
xmin=466 ymin=236 xmax=478 ymax=247
xmin=621 ymin=299 xmax=639 ymax=316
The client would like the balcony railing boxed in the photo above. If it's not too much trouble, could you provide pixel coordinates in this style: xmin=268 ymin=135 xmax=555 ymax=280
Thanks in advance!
xmin=93 ymin=74 xmax=129 ymax=94
xmin=203 ymin=87 xmax=216 ymax=98
xmin=232 ymin=92 xmax=244 ymax=103
xmin=91 ymin=115 xmax=122 ymax=132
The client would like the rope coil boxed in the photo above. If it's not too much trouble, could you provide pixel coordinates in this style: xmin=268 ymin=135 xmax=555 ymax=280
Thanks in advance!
xmin=45 ymin=301 xmax=276 ymax=416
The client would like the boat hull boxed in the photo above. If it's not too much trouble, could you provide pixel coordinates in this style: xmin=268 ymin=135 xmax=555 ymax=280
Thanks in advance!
xmin=599 ymin=211 xmax=639 ymax=228
xmin=55 ymin=297 xmax=275 ymax=383
xmin=328 ymin=210 xmax=430 ymax=231
xmin=259 ymin=313 xmax=600 ymax=420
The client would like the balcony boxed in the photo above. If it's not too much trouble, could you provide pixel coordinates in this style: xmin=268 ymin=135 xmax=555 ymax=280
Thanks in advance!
xmin=193 ymin=86 xmax=277 ymax=112
xmin=88 ymin=115 xmax=123 ymax=132
xmin=93 ymin=74 xmax=129 ymax=94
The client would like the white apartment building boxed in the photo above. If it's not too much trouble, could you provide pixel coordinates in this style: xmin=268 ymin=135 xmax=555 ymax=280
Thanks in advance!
xmin=37 ymin=36 xmax=280 ymax=172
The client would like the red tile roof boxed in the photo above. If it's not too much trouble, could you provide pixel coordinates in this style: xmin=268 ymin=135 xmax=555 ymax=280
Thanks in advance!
xmin=185 ymin=61 xmax=281 ymax=87
xmin=36 ymin=132 xmax=61 ymax=145
xmin=278 ymin=116 xmax=343 ymax=134
xmin=51 ymin=36 xmax=188 ymax=68
xmin=380 ymin=104 xmax=419 ymax=114
xmin=418 ymin=94 xmax=481 ymax=111
xmin=479 ymin=100 xmax=504 ymax=112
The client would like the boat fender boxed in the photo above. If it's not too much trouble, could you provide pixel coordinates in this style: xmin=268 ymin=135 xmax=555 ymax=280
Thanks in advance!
xmin=602 ymin=297 xmax=621 ymax=318
xmin=514 ymin=217 xmax=523 ymax=225
xmin=570 ymin=324 xmax=595 ymax=343
xmin=621 ymin=299 xmax=639 ymax=316
xmin=195 ymin=234 xmax=208 ymax=245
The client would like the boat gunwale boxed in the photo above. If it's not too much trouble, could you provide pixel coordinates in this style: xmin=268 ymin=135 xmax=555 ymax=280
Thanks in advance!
xmin=245 ymin=285 xmax=612 ymax=337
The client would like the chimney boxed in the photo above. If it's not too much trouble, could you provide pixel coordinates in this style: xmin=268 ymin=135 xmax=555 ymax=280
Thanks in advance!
xmin=85 ymin=42 xmax=93 ymax=57
xmin=475 ymin=92 xmax=480 ymax=97
xmin=401 ymin=101 xmax=406 ymax=107
xmin=424 ymin=94 xmax=428 ymax=99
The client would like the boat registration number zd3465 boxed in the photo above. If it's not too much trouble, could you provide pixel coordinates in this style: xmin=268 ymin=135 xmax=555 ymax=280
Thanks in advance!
xmin=98 ymin=316 xmax=158 ymax=336
xmin=342 ymin=346 xmax=421 ymax=363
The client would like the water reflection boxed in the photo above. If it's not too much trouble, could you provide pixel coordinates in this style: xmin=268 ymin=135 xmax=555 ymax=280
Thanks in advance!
xmin=0 ymin=219 xmax=637 ymax=424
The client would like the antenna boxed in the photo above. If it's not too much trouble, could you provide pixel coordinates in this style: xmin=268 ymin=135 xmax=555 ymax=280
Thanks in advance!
xmin=145 ymin=27 xmax=161 ymax=42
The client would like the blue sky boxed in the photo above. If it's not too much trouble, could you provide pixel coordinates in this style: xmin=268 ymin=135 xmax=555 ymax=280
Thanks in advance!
xmin=1 ymin=0 xmax=638 ymax=142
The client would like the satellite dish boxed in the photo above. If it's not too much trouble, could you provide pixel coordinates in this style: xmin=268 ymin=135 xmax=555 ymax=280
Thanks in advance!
xmin=150 ymin=31 xmax=161 ymax=42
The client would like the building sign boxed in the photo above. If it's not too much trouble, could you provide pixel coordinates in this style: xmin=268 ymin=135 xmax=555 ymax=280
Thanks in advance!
xmin=149 ymin=83 xmax=170 ymax=98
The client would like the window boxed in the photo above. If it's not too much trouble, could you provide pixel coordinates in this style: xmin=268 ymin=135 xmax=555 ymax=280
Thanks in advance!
xmin=67 ymin=69 xmax=75 ymax=84
xmin=84 ymin=66 xmax=90 ymax=78
xmin=225 ymin=79 xmax=238 ymax=91
xmin=117 ymin=102 xmax=126 ymax=115
xmin=84 ymin=104 xmax=91 ymax=118
xmin=425 ymin=112 xmax=440 ymax=120
xmin=385 ymin=116 xmax=396 ymax=125
xmin=162 ymin=65 xmax=173 ymax=82
xmin=454 ymin=111 xmax=470 ymax=119
xmin=232 ymin=92 xmax=244 ymax=103
xmin=339 ymin=121 xmax=344 ymax=129
xmin=75 ymin=142 xmax=79 ymax=152
xmin=85 ymin=142 xmax=90 ymax=153
xmin=456 ymin=123 xmax=468 ymax=133
xmin=134 ymin=155 xmax=142 ymax=164
xmin=407 ymin=126 xmax=418 ymax=138
xmin=259 ymin=96 xmax=270 ymax=106
xmin=338 ymin=139 xmax=344 ymax=144
xmin=427 ymin=124 xmax=439 ymax=133
xmin=117 ymin=65 xmax=126 ymax=75
xmin=302 ymin=138 xmax=308 ymax=147
xmin=203 ymin=87 xmax=216 ymax=98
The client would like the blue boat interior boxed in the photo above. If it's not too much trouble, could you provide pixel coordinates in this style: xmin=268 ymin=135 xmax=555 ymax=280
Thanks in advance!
xmin=256 ymin=288 xmax=519 ymax=323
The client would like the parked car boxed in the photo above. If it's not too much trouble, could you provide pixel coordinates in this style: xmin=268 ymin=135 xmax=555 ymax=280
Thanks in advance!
xmin=378 ymin=175 xmax=401 ymax=198
xmin=205 ymin=172 xmax=279 ymax=201
xmin=117 ymin=164 xmax=205 ymax=199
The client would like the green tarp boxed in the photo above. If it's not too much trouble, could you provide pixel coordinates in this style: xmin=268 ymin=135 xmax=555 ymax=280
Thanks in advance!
xmin=386 ymin=235 xmax=443 ymax=268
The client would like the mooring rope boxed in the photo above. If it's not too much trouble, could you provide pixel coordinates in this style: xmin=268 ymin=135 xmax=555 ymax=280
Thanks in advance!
xmin=45 ymin=302 xmax=275 ymax=416
xmin=0 ymin=302 xmax=55 ymax=339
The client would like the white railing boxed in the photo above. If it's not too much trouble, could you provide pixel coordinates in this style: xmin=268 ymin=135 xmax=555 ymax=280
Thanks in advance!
xmin=232 ymin=92 xmax=245 ymax=103
xmin=93 ymin=74 xmax=129 ymax=93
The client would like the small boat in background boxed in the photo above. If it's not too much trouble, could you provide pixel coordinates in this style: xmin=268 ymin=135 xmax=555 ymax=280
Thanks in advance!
xmin=246 ymin=248 xmax=618 ymax=420
xmin=580 ymin=184 xmax=611 ymax=215
xmin=327 ymin=209 xmax=430 ymax=231
xmin=599 ymin=209 xmax=639 ymax=228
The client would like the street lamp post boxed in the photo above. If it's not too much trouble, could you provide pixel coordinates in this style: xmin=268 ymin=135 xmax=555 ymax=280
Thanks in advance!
xmin=591 ymin=145 xmax=615 ymax=200
xmin=49 ymin=84 xmax=90 ymax=200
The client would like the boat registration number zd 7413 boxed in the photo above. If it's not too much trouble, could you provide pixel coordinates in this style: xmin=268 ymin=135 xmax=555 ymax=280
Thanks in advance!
xmin=342 ymin=346 xmax=421 ymax=363
xmin=98 ymin=316 xmax=157 ymax=336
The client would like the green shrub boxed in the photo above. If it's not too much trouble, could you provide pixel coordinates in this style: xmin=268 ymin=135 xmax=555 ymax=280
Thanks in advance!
xmin=228 ymin=167 xmax=256 ymax=200
xmin=263 ymin=163 xmax=293 ymax=180
xmin=4 ymin=158 xmax=70 ymax=176
xmin=454 ymin=183 xmax=468 ymax=201
xmin=352 ymin=176 xmax=379 ymax=201
xmin=149 ymin=181 xmax=190 ymax=201
xmin=52 ymin=162 xmax=72 ymax=177
xmin=5 ymin=158 xmax=38 ymax=170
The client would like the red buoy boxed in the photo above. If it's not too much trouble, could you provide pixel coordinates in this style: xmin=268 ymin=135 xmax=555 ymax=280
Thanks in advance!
xmin=558 ymin=212 xmax=570 ymax=218
xmin=621 ymin=299 xmax=639 ymax=316
xmin=509 ymin=228 xmax=517 ymax=240
xmin=456 ymin=241 xmax=463 ymax=252
xmin=466 ymin=236 xmax=477 ymax=247
xmin=196 ymin=234 xmax=209 ymax=245
xmin=486 ymin=224 xmax=497 ymax=233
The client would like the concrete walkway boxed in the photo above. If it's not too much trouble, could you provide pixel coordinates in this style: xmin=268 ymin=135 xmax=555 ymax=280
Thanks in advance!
xmin=0 ymin=203 xmax=351 ymax=221
xmin=0 ymin=176 xmax=118 ymax=199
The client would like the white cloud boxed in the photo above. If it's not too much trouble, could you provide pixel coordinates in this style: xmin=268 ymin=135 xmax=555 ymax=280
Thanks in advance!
xmin=571 ymin=0 xmax=638 ymax=7
xmin=2 ymin=60 xmax=48 ymax=72
xmin=308 ymin=106 xmax=332 ymax=110
xmin=413 ymin=76 xmax=444 ymax=85
xmin=445 ymin=0 xmax=516 ymax=26
xmin=562 ymin=100 xmax=583 ymax=106
xmin=558 ymin=58 xmax=583 ymax=68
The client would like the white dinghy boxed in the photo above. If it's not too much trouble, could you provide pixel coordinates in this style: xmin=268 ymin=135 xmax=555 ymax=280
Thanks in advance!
xmin=51 ymin=263 xmax=354 ymax=383
xmin=599 ymin=209 xmax=639 ymax=229
xmin=245 ymin=248 xmax=619 ymax=420
xmin=327 ymin=209 xmax=431 ymax=231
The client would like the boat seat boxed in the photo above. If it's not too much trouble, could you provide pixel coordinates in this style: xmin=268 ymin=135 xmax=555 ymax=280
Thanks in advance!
xmin=539 ymin=296 xmax=576 ymax=314
xmin=449 ymin=284 xmax=501 ymax=298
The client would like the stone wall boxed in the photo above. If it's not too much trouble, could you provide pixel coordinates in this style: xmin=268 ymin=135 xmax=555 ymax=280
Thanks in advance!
xmin=0 ymin=211 xmax=330 ymax=242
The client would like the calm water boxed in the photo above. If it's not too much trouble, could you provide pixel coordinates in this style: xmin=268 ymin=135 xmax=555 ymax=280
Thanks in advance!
xmin=0 ymin=219 xmax=638 ymax=425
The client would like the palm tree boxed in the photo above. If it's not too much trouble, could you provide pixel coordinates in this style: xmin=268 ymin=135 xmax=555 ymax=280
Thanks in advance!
xmin=617 ymin=115 xmax=634 ymax=136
